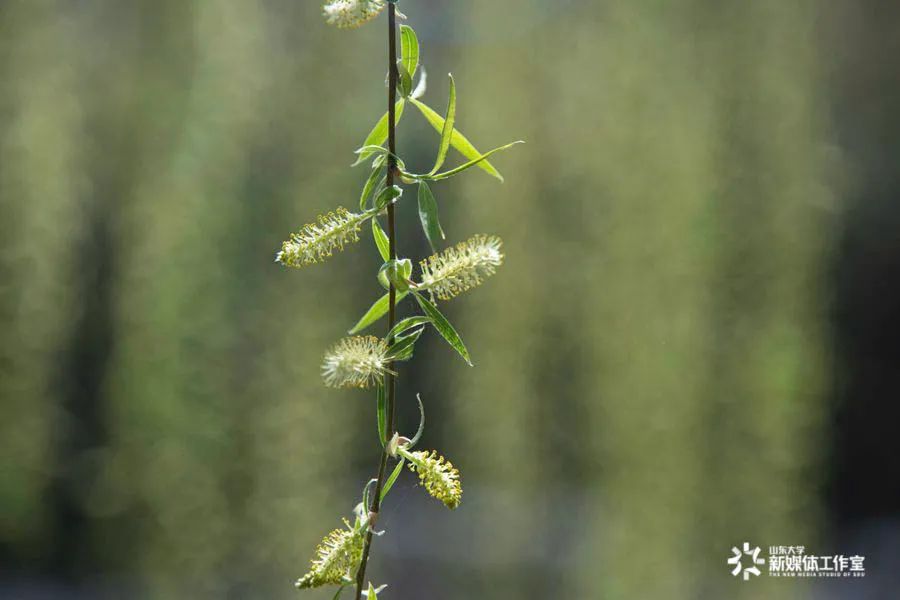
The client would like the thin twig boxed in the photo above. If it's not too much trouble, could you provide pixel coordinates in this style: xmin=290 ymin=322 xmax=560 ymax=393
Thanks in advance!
xmin=355 ymin=4 xmax=398 ymax=598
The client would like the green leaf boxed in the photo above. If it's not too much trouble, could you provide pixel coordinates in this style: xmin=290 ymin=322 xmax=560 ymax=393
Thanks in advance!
xmin=387 ymin=316 xmax=431 ymax=340
xmin=349 ymin=290 xmax=409 ymax=334
xmin=400 ymin=25 xmax=419 ymax=80
xmin=354 ymin=145 xmax=393 ymax=161
xmin=376 ymin=383 xmax=387 ymax=446
xmin=409 ymin=96 xmax=504 ymax=181
xmin=353 ymin=99 xmax=405 ymax=166
xmin=371 ymin=219 xmax=390 ymax=261
xmin=425 ymin=140 xmax=524 ymax=182
xmin=409 ymin=393 xmax=425 ymax=447
xmin=413 ymin=292 xmax=472 ymax=365
xmin=374 ymin=185 xmax=402 ymax=211
xmin=380 ymin=458 xmax=405 ymax=502
xmin=364 ymin=584 xmax=387 ymax=599
xmin=387 ymin=326 xmax=424 ymax=361
xmin=361 ymin=478 xmax=377 ymax=512
xmin=377 ymin=265 xmax=390 ymax=291
xmin=431 ymin=75 xmax=456 ymax=174
xmin=398 ymin=258 xmax=412 ymax=279
xmin=331 ymin=585 xmax=347 ymax=600
xmin=397 ymin=61 xmax=413 ymax=98
xmin=417 ymin=181 xmax=445 ymax=252
xmin=360 ymin=165 xmax=386 ymax=210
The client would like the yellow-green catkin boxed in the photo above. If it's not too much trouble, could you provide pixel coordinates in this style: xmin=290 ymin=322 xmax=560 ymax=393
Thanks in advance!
xmin=419 ymin=234 xmax=503 ymax=301
xmin=276 ymin=207 xmax=365 ymax=268
xmin=321 ymin=336 xmax=391 ymax=389
xmin=405 ymin=449 xmax=463 ymax=509
xmin=295 ymin=519 xmax=364 ymax=589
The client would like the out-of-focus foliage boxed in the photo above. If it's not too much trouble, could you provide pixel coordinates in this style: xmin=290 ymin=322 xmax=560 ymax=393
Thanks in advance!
xmin=0 ymin=1 xmax=839 ymax=599
xmin=447 ymin=2 xmax=832 ymax=598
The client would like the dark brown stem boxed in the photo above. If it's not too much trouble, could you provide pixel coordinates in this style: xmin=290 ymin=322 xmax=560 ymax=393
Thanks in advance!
xmin=355 ymin=4 xmax=398 ymax=598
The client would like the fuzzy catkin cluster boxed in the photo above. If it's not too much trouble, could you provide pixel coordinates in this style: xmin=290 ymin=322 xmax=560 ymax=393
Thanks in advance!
xmin=406 ymin=450 xmax=463 ymax=509
xmin=321 ymin=336 xmax=391 ymax=389
xmin=295 ymin=519 xmax=364 ymax=589
xmin=276 ymin=207 xmax=364 ymax=268
xmin=322 ymin=0 xmax=386 ymax=29
xmin=419 ymin=234 xmax=504 ymax=300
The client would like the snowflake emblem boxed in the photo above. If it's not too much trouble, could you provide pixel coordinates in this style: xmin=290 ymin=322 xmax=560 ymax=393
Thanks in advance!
xmin=728 ymin=542 xmax=765 ymax=580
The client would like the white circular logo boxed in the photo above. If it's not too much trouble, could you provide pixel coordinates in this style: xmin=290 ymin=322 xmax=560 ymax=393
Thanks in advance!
xmin=728 ymin=542 xmax=765 ymax=580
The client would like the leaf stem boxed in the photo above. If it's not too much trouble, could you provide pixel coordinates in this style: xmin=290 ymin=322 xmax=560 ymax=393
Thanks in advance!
xmin=355 ymin=4 xmax=398 ymax=598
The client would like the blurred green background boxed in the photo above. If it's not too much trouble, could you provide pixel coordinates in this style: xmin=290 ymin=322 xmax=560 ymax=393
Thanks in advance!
xmin=2 ymin=1 xmax=899 ymax=599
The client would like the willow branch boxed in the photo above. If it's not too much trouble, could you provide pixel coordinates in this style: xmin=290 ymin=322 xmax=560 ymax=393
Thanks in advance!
xmin=354 ymin=4 xmax=398 ymax=598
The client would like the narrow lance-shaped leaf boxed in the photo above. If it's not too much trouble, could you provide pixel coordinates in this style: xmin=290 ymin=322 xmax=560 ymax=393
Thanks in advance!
xmin=361 ymin=479 xmax=377 ymax=513
xmin=360 ymin=162 xmax=386 ymax=210
xmin=380 ymin=458 xmax=405 ymax=502
xmin=354 ymin=145 xmax=400 ymax=163
xmin=417 ymin=181 xmax=445 ymax=252
xmin=399 ymin=25 xmax=419 ymax=79
xmin=349 ymin=290 xmax=410 ymax=334
xmin=409 ymin=96 xmax=504 ymax=181
xmin=431 ymin=74 xmax=456 ymax=174
xmin=353 ymin=99 xmax=405 ymax=166
xmin=413 ymin=292 xmax=472 ymax=365
xmin=387 ymin=316 xmax=431 ymax=340
xmin=409 ymin=393 xmax=425 ymax=447
xmin=376 ymin=383 xmax=387 ymax=445
xmin=371 ymin=218 xmax=390 ymax=261
xmin=425 ymin=140 xmax=524 ymax=182
xmin=387 ymin=326 xmax=425 ymax=362
xmin=364 ymin=584 xmax=388 ymax=598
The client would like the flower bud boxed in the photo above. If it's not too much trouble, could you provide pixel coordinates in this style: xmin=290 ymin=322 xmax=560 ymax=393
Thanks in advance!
xmin=386 ymin=432 xmax=400 ymax=457
xmin=378 ymin=258 xmax=412 ymax=292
